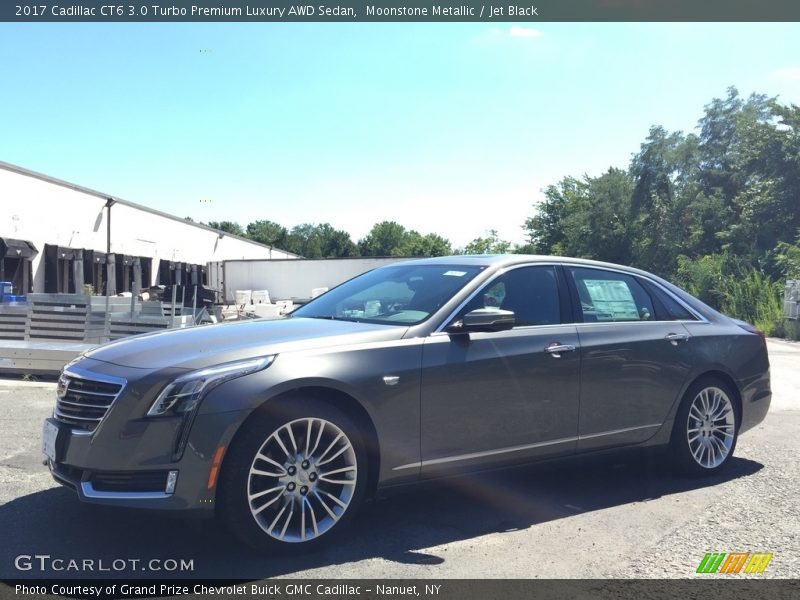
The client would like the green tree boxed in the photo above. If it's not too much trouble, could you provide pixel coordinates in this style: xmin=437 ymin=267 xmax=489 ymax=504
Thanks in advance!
xmin=776 ymin=231 xmax=800 ymax=279
xmin=207 ymin=221 xmax=245 ymax=236
xmin=358 ymin=221 xmax=408 ymax=256
xmin=246 ymin=220 xmax=288 ymax=248
xmin=629 ymin=126 xmax=697 ymax=275
xmin=398 ymin=231 xmax=452 ymax=257
xmin=284 ymin=223 xmax=324 ymax=258
xmin=566 ymin=168 xmax=634 ymax=264
xmin=524 ymin=177 xmax=580 ymax=254
xmin=523 ymin=170 xmax=633 ymax=264
xmin=276 ymin=223 xmax=360 ymax=258
xmin=694 ymin=87 xmax=795 ymax=261
xmin=463 ymin=230 xmax=512 ymax=255
xmin=520 ymin=87 xmax=800 ymax=334
xmin=316 ymin=223 xmax=359 ymax=258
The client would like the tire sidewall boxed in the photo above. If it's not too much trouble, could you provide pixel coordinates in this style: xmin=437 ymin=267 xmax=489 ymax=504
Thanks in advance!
xmin=670 ymin=377 xmax=739 ymax=476
xmin=219 ymin=398 xmax=368 ymax=553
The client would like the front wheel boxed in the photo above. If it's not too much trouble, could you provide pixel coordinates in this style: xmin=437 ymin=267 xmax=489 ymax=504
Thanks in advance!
xmin=219 ymin=399 xmax=367 ymax=552
xmin=670 ymin=378 xmax=739 ymax=476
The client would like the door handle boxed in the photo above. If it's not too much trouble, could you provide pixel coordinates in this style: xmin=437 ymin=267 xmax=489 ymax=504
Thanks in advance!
xmin=665 ymin=332 xmax=689 ymax=345
xmin=545 ymin=343 xmax=576 ymax=358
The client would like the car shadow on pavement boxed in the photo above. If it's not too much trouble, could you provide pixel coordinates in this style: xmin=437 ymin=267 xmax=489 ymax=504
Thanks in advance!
xmin=0 ymin=452 xmax=762 ymax=580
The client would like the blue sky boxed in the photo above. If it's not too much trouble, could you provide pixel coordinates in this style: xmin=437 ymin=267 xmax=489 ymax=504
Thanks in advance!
xmin=2 ymin=23 xmax=800 ymax=247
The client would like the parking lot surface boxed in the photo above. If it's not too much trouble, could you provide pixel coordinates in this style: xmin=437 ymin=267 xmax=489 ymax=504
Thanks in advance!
xmin=0 ymin=340 xmax=797 ymax=579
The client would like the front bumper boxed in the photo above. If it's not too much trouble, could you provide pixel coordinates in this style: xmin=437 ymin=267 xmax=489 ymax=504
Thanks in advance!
xmin=45 ymin=407 xmax=243 ymax=515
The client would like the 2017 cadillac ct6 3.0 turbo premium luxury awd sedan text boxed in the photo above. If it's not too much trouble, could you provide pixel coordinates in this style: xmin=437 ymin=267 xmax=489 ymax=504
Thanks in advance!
xmin=43 ymin=256 xmax=771 ymax=551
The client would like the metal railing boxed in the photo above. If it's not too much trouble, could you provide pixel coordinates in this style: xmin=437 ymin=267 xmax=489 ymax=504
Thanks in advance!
xmin=0 ymin=293 xmax=196 ymax=343
xmin=785 ymin=280 xmax=799 ymax=321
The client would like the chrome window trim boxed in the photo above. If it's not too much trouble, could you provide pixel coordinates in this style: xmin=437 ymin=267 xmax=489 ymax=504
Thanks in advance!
xmin=573 ymin=319 xmax=704 ymax=328
xmin=392 ymin=423 xmax=662 ymax=470
xmin=433 ymin=262 xmax=563 ymax=334
xmin=433 ymin=261 xmax=709 ymax=335
xmin=429 ymin=322 xmax=574 ymax=338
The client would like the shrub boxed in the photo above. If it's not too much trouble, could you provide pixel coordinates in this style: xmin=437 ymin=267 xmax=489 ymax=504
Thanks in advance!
xmin=774 ymin=319 xmax=800 ymax=341
xmin=675 ymin=253 xmax=783 ymax=335
xmin=716 ymin=268 xmax=783 ymax=335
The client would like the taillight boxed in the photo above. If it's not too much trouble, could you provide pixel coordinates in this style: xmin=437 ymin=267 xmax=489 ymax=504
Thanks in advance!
xmin=737 ymin=322 xmax=767 ymax=350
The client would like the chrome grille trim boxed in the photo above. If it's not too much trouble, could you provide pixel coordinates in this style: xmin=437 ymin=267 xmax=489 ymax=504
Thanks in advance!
xmin=54 ymin=366 xmax=126 ymax=433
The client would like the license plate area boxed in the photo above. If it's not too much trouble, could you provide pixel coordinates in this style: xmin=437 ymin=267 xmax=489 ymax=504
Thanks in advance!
xmin=42 ymin=420 xmax=60 ymax=463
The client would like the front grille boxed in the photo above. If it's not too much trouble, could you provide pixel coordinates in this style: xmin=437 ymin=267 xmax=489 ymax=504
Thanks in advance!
xmin=55 ymin=375 xmax=124 ymax=432
xmin=90 ymin=470 xmax=169 ymax=493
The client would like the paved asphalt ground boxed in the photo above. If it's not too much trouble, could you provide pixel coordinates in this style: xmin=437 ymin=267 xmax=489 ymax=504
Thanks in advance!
xmin=0 ymin=340 xmax=797 ymax=580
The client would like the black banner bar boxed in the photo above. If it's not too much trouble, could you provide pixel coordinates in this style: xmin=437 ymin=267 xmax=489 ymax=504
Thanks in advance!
xmin=2 ymin=580 xmax=800 ymax=600
xmin=3 ymin=0 xmax=800 ymax=22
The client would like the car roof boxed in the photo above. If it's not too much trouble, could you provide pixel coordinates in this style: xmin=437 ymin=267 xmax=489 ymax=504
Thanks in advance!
xmin=393 ymin=254 xmax=652 ymax=276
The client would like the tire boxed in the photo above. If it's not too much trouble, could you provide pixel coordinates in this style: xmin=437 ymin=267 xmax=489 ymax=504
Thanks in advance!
xmin=219 ymin=398 xmax=367 ymax=552
xmin=669 ymin=377 xmax=739 ymax=476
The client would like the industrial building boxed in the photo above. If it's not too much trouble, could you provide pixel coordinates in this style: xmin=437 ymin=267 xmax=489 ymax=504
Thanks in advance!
xmin=0 ymin=161 xmax=296 ymax=298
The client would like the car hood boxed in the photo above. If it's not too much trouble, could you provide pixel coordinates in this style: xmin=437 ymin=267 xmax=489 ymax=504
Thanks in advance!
xmin=84 ymin=317 xmax=409 ymax=370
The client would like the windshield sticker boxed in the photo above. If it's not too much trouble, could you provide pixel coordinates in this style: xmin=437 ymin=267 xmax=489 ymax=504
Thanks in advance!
xmin=443 ymin=270 xmax=467 ymax=277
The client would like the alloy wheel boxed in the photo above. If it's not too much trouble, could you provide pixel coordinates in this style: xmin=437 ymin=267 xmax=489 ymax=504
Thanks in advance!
xmin=247 ymin=417 xmax=358 ymax=543
xmin=686 ymin=386 xmax=735 ymax=469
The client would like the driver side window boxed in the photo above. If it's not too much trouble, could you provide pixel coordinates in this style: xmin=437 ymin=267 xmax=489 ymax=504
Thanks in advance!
xmin=458 ymin=266 xmax=561 ymax=327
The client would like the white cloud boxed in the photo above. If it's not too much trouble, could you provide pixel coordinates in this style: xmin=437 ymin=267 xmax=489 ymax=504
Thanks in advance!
xmin=771 ymin=67 xmax=800 ymax=82
xmin=509 ymin=26 xmax=543 ymax=39
xmin=473 ymin=26 xmax=543 ymax=46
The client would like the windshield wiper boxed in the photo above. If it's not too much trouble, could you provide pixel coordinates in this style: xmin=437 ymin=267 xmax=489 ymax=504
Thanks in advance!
xmin=303 ymin=315 xmax=360 ymax=322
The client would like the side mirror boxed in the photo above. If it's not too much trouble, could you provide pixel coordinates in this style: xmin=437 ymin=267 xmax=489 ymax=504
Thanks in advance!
xmin=447 ymin=308 xmax=515 ymax=334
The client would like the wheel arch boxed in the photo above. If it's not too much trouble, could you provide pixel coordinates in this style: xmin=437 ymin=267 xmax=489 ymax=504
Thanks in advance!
xmin=218 ymin=385 xmax=382 ymax=504
xmin=665 ymin=369 xmax=743 ymax=475
xmin=670 ymin=369 xmax=744 ymax=441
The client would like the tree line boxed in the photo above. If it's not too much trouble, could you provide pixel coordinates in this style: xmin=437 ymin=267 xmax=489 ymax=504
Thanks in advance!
xmin=203 ymin=218 xmax=527 ymax=258
xmin=524 ymin=87 xmax=800 ymax=335
xmin=199 ymin=87 xmax=800 ymax=336
xmin=203 ymin=219 xmax=456 ymax=258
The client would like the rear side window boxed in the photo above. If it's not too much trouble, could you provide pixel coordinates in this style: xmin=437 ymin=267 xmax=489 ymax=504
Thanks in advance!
xmin=569 ymin=267 xmax=655 ymax=323
xmin=642 ymin=280 xmax=698 ymax=321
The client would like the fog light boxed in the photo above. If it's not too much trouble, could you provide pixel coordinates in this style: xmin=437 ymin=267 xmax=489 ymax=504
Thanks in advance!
xmin=165 ymin=470 xmax=178 ymax=494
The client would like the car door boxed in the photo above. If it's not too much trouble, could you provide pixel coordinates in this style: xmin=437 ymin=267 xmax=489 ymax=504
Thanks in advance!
xmin=565 ymin=266 xmax=694 ymax=451
xmin=419 ymin=265 xmax=580 ymax=477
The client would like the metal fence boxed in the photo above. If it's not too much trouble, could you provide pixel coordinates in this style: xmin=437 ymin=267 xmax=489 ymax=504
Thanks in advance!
xmin=0 ymin=294 xmax=198 ymax=374
xmin=785 ymin=280 xmax=800 ymax=320
xmin=0 ymin=294 xmax=195 ymax=343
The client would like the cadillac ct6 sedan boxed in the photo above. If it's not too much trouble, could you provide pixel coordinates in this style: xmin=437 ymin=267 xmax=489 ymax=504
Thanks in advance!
xmin=43 ymin=255 xmax=771 ymax=551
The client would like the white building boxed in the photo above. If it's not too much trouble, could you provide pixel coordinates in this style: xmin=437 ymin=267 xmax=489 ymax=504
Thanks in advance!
xmin=0 ymin=161 xmax=297 ymax=297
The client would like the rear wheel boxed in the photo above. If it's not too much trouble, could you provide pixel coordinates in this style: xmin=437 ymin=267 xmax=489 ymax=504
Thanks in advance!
xmin=219 ymin=399 xmax=366 ymax=552
xmin=670 ymin=377 xmax=738 ymax=475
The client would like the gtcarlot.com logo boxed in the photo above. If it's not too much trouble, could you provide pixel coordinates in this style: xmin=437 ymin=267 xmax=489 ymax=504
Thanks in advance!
xmin=696 ymin=552 xmax=773 ymax=574
xmin=14 ymin=554 xmax=194 ymax=573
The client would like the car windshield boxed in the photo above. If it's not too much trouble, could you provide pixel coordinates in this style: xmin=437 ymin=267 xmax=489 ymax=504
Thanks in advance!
xmin=292 ymin=264 xmax=485 ymax=325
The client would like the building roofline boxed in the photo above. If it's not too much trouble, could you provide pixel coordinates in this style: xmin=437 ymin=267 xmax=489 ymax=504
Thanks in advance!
xmin=0 ymin=159 xmax=299 ymax=257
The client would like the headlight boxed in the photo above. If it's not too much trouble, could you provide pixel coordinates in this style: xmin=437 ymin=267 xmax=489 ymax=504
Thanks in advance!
xmin=147 ymin=356 xmax=275 ymax=417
